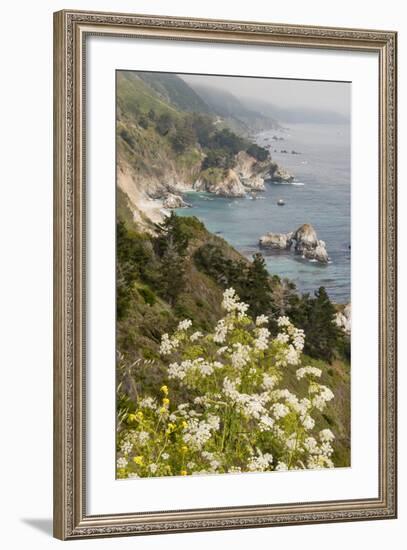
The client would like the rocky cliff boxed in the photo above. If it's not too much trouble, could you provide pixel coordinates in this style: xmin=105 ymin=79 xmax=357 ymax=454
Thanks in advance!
xmin=116 ymin=71 xmax=294 ymax=229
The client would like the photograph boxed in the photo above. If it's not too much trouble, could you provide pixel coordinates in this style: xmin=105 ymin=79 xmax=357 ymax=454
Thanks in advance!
xmin=115 ymin=70 xmax=351 ymax=480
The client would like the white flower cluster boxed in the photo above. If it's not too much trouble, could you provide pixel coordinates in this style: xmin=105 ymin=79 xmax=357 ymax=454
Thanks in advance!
xmin=159 ymin=333 xmax=180 ymax=355
xmin=296 ymin=366 xmax=322 ymax=380
xmin=213 ymin=318 xmax=229 ymax=344
xmin=178 ymin=319 xmax=192 ymax=331
xmin=254 ymin=327 xmax=271 ymax=351
xmin=118 ymin=288 xmax=339 ymax=479
xmin=248 ymin=451 xmax=274 ymax=472
xmin=221 ymin=288 xmax=249 ymax=318
xmin=168 ymin=358 xmax=223 ymax=382
xmin=231 ymin=343 xmax=251 ymax=369
xmin=277 ymin=316 xmax=290 ymax=327
xmin=310 ymin=384 xmax=335 ymax=411
xmin=256 ymin=314 xmax=269 ymax=326
xmin=117 ymin=457 xmax=128 ymax=469
xmin=183 ymin=414 xmax=220 ymax=450
xmin=139 ymin=396 xmax=157 ymax=409
xmin=190 ymin=331 xmax=203 ymax=342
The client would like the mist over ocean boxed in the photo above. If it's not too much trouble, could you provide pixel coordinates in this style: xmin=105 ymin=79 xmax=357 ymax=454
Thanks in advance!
xmin=177 ymin=122 xmax=351 ymax=304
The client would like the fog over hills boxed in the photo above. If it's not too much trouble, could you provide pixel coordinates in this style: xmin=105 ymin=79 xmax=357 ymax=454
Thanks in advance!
xmin=182 ymin=73 xmax=350 ymax=126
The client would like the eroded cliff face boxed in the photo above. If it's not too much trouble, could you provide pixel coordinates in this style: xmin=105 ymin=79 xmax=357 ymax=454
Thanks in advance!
xmin=118 ymin=145 xmax=292 ymax=228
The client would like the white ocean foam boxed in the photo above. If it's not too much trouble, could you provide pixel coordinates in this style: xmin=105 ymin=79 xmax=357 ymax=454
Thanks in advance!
xmin=270 ymin=181 xmax=305 ymax=186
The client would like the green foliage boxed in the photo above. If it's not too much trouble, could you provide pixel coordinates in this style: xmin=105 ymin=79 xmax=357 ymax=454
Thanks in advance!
xmin=201 ymin=149 xmax=235 ymax=170
xmin=246 ymin=143 xmax=270 ymax=161
xmin=138 ymin=114 xmax=149 ymax=129
xmin=138 ymin=72 xmax=210 ymax=114
xmin=288 ymin=287 xmax=345 ymax=362
xmin=170 ymin=119 xmax=195 ymax=153
xmin=118 ymin=124 xmax=135 ymax=148
xmin=194 ymin=245 xmax=276 ymax=319
xmin=116 ymin=289 xmax=339 ymax=478
xmin=242 ymin=253 xmax=276 ymax=318
xmin=116 ymin=221 xmax=152 ymax=319
xmin=138 ymin=286 xmax=156 ymax=306
xmin=190 ymin=113 xmax=215 ymax=147
xmin=210 ymin=128 xmax=248 ymax=154
xmin=156 ymin=112 xmax=174 ymax=136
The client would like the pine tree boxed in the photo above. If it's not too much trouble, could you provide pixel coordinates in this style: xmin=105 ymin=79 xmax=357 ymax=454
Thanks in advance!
xmin=288 ymin=287 xmax=342 ymax=362
xmin=242 ymin=253 xmax=275 ymax=318
xmin=154 ymin=213 xmax=190 ymax=305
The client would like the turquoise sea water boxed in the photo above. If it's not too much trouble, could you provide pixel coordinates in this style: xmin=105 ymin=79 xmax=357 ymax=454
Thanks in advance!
xmin=177 ymin=123 xmax=351 ymax=304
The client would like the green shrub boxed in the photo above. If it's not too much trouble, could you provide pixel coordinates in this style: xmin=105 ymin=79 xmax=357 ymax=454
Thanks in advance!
xmin=138 ymin=286 xmax=156 ymax=306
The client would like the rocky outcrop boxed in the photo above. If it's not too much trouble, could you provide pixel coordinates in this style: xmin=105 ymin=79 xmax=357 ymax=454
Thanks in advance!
xmin=293 ymin=224 xmax=329 ymax=263
xmin=258 ymin=223 xmax=329 ymax=264
xmin=259 ymin=232 xmax=293 ymax=250
xmin=195 ymin=169 xmax=247 ymax=197
xmin=335 ymin=303 xmax=351 ymax=334
xmin=241 ymin=174 xmax=265 ymax=191
xmin=268 ymin=163 xmax=294 ymax=183
xmin=162 ymin=193 xmax=190 ymax=209
xmin=235 ymin=151 xmax=270 ymax=191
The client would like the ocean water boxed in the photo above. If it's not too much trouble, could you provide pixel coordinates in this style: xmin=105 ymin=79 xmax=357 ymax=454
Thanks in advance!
xmin=177 ymin=123 xmax=351 ymax=304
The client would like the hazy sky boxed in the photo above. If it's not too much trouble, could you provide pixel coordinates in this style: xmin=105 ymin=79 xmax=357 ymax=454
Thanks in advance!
xmin=182 ymin=74 xmax=350 ymax=118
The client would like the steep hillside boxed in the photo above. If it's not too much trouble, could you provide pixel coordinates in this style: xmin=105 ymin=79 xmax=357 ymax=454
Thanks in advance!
xmin=116 ymin=71 xmax=290 ymax=229
xmin=186 ymin=81 xmax=280 ymax=134
xmin=116 ymin=71 xmax=350 ymax=470
xmin=138 ymin=72 xmax=211 ymax=114
xmin=117 ymin=208 xmax=350 ymax=468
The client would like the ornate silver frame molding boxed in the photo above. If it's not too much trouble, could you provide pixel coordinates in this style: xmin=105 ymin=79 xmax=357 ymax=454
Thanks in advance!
xmin=53 ymin=9 xmax=397 ymax=540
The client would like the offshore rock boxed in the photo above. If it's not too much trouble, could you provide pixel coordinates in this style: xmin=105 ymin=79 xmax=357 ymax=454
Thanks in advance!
xmin=259 ymin=232 xmax=293 ymax=250
xmin=293 ymin=224 xmax=329 ymax=263
xmin=162 ymin=193 xmax=190 ymax=209
xmin=259 ymin=223 xmax=329 ymax=264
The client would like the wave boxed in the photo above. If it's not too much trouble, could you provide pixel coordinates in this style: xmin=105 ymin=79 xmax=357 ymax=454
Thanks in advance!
xmin=270 ymin=181 xmax=305 ymax=186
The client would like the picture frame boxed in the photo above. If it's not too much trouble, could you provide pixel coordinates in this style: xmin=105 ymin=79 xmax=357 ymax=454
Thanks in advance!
xmin=53 ymin=9 xmax=397 ymax=540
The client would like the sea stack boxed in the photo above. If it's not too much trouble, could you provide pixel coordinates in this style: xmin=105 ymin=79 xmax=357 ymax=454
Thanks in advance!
xmin=258 ymin=223 xmax=329 ymax=264
xmin=259 ymin=232 xmax=293 ymax=250
xmin=293 ymin=224 xmax=329 ymax=263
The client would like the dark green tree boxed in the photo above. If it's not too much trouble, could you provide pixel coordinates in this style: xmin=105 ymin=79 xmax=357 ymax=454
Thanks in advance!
xmin=154 ymin=213 xmax=190 ymax=305
xmin=156 ymin=112 xmax=174 ymax=136
xmin=246 ymin=143 xmax=270 ymax=162
xmin=288 ymin=287 xmax=343 ymax=362
xmin=147 ymin=108 xmax=156 ymax=121
xmin=170 ymin=120 xmax=195 ymax=153
xmin=240 ymin=253 xmax=275 ymax=318
xmin=116 ymin=221 xmax=151 ymax=319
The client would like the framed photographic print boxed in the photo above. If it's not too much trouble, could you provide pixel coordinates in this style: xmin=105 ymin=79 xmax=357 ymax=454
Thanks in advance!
xmin=53 ymin=9 xmax=397 ymax=540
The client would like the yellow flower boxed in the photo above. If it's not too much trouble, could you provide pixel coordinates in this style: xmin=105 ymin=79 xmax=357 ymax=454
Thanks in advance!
xmin=160 ymin=385 xmax=169 ymax=395
xmin=159 ymin=407 xmax=167 ymax=415
xmin=133 ymin=456 xmax=143 ymax=465
xmin=180 ymin=470 xmax=187 ymax=476
xmin=181 ymin=445 xmax=188 ymax=454
xmin=127 ymin=412 xmax=143 ymax=424
xmin=162 ymin=398 xmax=170 ymax=406
xmin=181 ymin=420 xmax=188 ymax=429
xmin=117 ymin=468 xmax=126 ymax=477
xmin=166 ymin=423 xmax=176 ymax=434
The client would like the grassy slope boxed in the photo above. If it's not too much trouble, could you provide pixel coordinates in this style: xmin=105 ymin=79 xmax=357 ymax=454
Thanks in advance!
xmin=117 ymin=72 xmax=203 ymax=186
